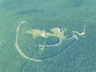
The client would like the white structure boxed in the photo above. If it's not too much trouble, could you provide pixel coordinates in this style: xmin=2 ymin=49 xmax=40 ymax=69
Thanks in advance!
xmin=80 ymin=24 xmax=86 ymax=36
xmin=42 ymin=30 xmax=48 ymax=37
xmin=72 ymin=25 xmax=86 ymax=37
xmin=53 ymin=28 xmax=60 ymax=32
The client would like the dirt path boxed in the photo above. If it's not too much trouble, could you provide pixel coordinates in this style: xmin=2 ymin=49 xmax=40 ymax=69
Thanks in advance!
xmin=39 ymin=33 xmax=63 ymax=48
xmin=15 ymin=21 xmax=42 ymax=61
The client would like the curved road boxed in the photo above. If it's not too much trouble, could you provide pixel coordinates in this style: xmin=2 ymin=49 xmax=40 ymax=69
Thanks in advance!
xmin=15 ymin=21 xmax=77 ymax=61
xmin=15 ymin=21 xmax=42 ymax=61
xmin=38 ymin=39 xmax=76 ymax=60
